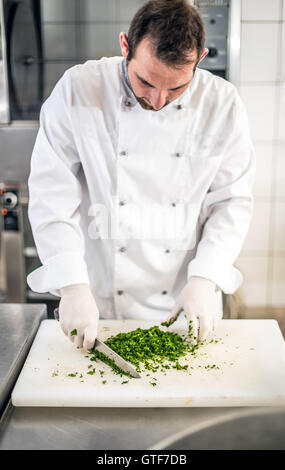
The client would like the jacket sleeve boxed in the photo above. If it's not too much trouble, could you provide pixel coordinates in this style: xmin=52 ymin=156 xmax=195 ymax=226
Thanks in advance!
xmin=187 ymin=90 xmax=256 ymax=294
xmin=27 ymin=69 xmax=90 ymax=297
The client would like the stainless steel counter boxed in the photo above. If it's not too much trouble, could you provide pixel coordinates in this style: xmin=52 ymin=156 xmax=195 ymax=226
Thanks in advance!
xmin=0 ymin=404 xmax=262 ymax=450
xmin=0 ymin=303 xmax=47 ymax=413
xmin=0 ymin=305 xmax=283 ymax=450
xmin=0 ymin=403 xmax=285 ymax=450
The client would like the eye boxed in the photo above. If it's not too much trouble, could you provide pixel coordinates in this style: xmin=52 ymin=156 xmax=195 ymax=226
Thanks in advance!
xmin=141 ymin=81 xmax=151 ymax=88
xmin=136 ymin=76 xmax=153 ymax=88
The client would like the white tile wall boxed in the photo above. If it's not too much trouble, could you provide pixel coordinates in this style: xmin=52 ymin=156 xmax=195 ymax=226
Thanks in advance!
xmin=40 ymin=0 xmax=143 ymax=96
xmin=242 ymin=202 xmax=271 ymax=251
xmin=275 ymin=146 xmax=285 ymax=199
xmin=118 ymin=0 xmax=146 ymax=22
xmin=42 ymin=24 xmax=77 ymax=59
xmin=237 ymin=0 xmax=285 ymax=307
xmin=279 ymin=83 xmax=285 ymax=144
xmin=281 ymin=21 xmax=285 ymax=81
xmin=273 ymin=202 xmax=285 ymax=251
xmin=235 ymin=256 xmax=268 ymax=306
xmin=271 ymin=256 xmax=285 ymax=305
xmin=41 ymin=0 xmax=76 ymax=22
xmin=241 ymin=0 xmax=281 ymax=21
xmin=79 ymin=0 xmax=117 ymax=22
xmin=80 ymin=24 xmax=121 ymax=59
xmin=252 ymin=145 xmax=272 ymax=199
xmin=239 ymin=85 xmax=276 ymax=141
xmin=240 ymin=24 xmax=279 ymax=82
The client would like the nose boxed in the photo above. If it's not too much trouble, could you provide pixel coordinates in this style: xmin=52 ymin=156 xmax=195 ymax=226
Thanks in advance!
xmin=150 ymin=90 xmax=169 ymax=111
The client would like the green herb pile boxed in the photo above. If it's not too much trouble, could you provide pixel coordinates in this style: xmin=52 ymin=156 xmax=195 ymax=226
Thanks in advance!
xmin=88 ymin=325 xmax=202 ymax=378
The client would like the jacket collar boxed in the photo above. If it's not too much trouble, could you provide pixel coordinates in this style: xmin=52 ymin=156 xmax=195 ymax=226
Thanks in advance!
xmin=120 ymin=58 xmax=137 ymax=107
xmin=119 ymin=57 xmax=199 ymax=115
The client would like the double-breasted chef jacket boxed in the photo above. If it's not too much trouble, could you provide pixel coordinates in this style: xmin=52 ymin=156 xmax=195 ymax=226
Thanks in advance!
xmin=27 ymin=56 xmax=255 ymax=320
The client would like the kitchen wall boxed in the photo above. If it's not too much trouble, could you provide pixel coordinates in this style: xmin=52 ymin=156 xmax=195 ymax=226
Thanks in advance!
xmin=236 ymin=0 xmax=285 ymax=308
xmin=41 ymin=0 xmax=146 ymax=99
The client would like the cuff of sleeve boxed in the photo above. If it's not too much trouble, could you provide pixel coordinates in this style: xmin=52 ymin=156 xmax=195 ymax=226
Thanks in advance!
xmin=27 ymin=252 xmax=90 ymax=297
xmin=187 ymin=252 xmax=243 ymax=294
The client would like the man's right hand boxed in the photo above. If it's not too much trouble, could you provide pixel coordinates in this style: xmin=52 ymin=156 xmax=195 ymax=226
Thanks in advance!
xmin=59 ymin=283 xmax=99 ymax=350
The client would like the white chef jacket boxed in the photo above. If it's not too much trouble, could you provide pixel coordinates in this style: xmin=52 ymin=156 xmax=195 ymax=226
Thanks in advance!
xmin=27 ymin=56 xmax=255 ymax=320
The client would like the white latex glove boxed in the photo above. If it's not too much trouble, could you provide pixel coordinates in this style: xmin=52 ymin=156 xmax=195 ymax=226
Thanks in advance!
xmin=162 ymin=277 xmax=220 ymax=341
xmin=59 ymin=283 xmax=99 ymax=350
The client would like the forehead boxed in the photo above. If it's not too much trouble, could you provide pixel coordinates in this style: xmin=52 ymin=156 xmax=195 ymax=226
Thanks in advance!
xmin=131 ymin=37 xmax=198 ymax=86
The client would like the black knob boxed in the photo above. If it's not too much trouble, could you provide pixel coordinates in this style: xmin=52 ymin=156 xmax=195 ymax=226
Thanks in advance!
xmin=208 ymin=47 xmax=218 ymax=58
xmin=3 ymin=192 xmax=17 ymax=208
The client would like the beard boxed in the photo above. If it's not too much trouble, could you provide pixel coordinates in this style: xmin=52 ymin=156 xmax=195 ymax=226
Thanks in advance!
xmin=136 ymin=95 xmax=170 ymax=111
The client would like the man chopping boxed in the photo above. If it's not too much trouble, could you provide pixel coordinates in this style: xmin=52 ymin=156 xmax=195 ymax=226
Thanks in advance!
xmin=27 ymin=0 xmax=255 ymax=350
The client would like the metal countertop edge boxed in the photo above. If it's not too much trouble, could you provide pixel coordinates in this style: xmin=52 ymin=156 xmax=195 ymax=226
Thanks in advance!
xmin=0 ymin=306 xmax=47 ymax=417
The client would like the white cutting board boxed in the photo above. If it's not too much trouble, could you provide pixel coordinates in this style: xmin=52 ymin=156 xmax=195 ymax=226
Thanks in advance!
xmin=12 ymin=319 xmax=285 ymax=407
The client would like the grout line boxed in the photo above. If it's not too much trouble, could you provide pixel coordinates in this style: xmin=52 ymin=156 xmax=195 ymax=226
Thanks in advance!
xmin=280 ymin=0 xmax=284 ymax=22
xmin=41 ymin=21 xmax=131 ymax=25
xmin=240 ymin=251 xmax=285 ymax=257
xmin=241 ymin=20 xmax=283 ymax=24
xmin=238 ymin=81 xmax=284 ymax=86
xmin=266 ymin=41 xmax=282 ymax=303
xmin=252 ymin=140 xmax=285 ymax=146
xmin=276 ymin=12 xmax=283 ymax=82
xmin=253 ymin=196 xmax=285 ymax=203
xmin=74 ymin=1 xmax=80 ymax=59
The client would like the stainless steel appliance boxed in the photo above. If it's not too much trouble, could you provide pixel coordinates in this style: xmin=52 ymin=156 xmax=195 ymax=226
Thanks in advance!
xmin=0 ymin=0 xmax=43 ymax=123
xmin=0 ymin=180 xmax=59 ymax=313
xmin=0 ymin=181 xmax=25 ymax=302
xmin=194 ymin=0 xmax=241 ymax=84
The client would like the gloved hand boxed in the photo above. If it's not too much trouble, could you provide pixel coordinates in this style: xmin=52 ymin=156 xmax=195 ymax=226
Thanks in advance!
xmin=161 ymin=276 xmax=220 ymax=342
xmin=59 ymin=283 xmax=99 ymax=350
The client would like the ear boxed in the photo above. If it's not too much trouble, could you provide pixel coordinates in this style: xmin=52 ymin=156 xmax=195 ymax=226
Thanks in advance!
xmin=198 ymin=48 xmax=209 ymax=64
xmin=119 ymin=32 xmax=129 ymax=59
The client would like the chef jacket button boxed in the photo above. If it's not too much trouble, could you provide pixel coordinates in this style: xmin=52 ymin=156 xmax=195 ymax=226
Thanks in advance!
xmin=176 ymin=104 xmax=183 ymax=110
xmin=120 ymin=150 xmax=128 ymax=156
xmin=119 ymin=246 xmax=126 ymax=252
xmin=162 ymin=290 xmax=168 ymax=295
xmin=165 ymin=249 xmax=170 ymax=253
xmin=171 ymin=202 xmax=176 ymax=207
xmin=117 ymin=290 xmax=124 ymax=295
xmin=119 ymin=200 xmax=126 ymax=206
xmin=125 ymin=99 xmax=132 ymax=107
xmin=175 ymin=152 xmax=181 ymax=157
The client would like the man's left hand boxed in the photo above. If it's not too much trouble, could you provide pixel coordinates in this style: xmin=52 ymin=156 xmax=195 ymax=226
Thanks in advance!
xmin=162 ymin=276 xmax=220 ymax=341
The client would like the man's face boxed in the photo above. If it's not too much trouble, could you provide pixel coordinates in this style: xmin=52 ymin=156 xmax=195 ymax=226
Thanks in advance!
xmin=120 ymin=34 xmax=207 ymax=112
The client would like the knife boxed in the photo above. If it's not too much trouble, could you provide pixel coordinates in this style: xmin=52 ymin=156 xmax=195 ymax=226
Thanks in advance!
xmin=53 ymin=308 xmax=141 ymax=378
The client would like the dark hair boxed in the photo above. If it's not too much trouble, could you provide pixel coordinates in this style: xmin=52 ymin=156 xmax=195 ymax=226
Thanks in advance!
xmin=127 ymin=0 xmax=205 ymax=66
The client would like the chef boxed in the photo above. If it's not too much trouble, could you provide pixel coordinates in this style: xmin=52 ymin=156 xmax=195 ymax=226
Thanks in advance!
xmin=27 ymin=0 xmax=255 ymax=350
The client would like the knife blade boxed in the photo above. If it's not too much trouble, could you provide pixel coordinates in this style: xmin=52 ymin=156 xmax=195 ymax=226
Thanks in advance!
xmin=53 ymin=308 xmax=141 ymax=378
